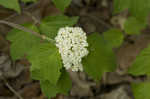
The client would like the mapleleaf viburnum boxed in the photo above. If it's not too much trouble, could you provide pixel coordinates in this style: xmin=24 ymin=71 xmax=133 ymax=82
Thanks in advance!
xmin=55 ymin=27 xmax=89 ymax=72
xmin=6 ymin=15 xmax=79 ymax=98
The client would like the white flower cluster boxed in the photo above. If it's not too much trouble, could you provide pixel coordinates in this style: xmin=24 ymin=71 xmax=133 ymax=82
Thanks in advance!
xmin=55 ymin=27 xmax=89 ymax=72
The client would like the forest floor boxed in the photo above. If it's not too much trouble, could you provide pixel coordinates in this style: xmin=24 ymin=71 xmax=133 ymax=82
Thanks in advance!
xmin=0 ymin=0 xmax=150 ymax=99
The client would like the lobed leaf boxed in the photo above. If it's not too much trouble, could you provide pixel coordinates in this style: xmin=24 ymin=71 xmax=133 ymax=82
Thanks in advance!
xmin=0 ymin=0 xmax=20 ymax=13
xmin=6 ymin=24 xmax=41 ymax=61
xmin=114 ymin=0 xmax=150 ymax=21
xmin=124 ymin=17 xmax=146 ymax=35
xmin=27 ymin=43 xmax=62 ymax=85
xmin=131 ymin=82 xmax=150 ymax=99
xmin=39 ymin=15 xmax=78 ymax=39
xmin=40 ymin=69 xmax=72 ymax=98
xmin=113 ymin=0 xmax=130 ymax=14
xmin=103 ymin=28 xmax=124 ymax=48
xmin=128 ymin=45 xmax=150 ymax=76
xmin=52 ymin=0 xmax=72 ymax=12
xmin=82 ymin=33 xmax=117 ymax=81
xmin=114 ymin=0 xmax=150 ymax=35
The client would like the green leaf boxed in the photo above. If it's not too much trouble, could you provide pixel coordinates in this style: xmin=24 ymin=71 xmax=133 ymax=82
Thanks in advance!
xmin=22 ymin=0 xmax=37 ymax=3
xmin=40 ymin=80 xmax=58 ymax=98
xmin=128 ymin=45 xmax=150 ymax=76
xmin=27 ymin=43 xmax=62 ymax=85
xmin=113 ymin=0 xmax=130 ymax=14
xmin=82 ymin=33 xmax=117 ymax=81
xmin=114 ymin=0 xmax=150 ymax=21
xmin=103 ymin=28 xmax=124 ymax=48
xmin=39 ymin=15 xmax=78 ymax=39
xmin=40 ymin=69 xmax=72 ymax=98
xmin=6 ymin=24 xmax=41 ymax=61
xmin=114 ymin=0 xmax=150 ymax=35
xmin=0 ymin=0 xmax=20 ymax=13
xmin=129 ymin=0 xmax=150 ymax=22
xmin=55 ymin=69 xmax=72 ymax=95
xmin=52 ymin=0 xmax=72 ymax=12
xmin=124 ymin=17 xmax=146 ymax=35
xmin=131 ymin=82 xmax=150 ymax=99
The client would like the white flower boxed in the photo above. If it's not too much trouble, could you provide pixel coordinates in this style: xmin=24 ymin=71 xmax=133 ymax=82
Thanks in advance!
xmin=55 ymin=27 xmax=89 ymax=72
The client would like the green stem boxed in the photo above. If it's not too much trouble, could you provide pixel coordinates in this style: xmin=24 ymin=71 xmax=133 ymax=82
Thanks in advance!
xmin=0 ymin=20 xmax=55 ymax=43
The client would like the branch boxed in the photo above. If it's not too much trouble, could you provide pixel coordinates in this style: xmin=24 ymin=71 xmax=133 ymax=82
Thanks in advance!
xmin=0 ymin=20 xmax=55 ymax=43
xmin=5 ymin=82 xmax=23 ymax=99
xmin=24 ymin=11 xmax=41 ymax=25
xmin=1 ymin=76 xmax=23 ymax=99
